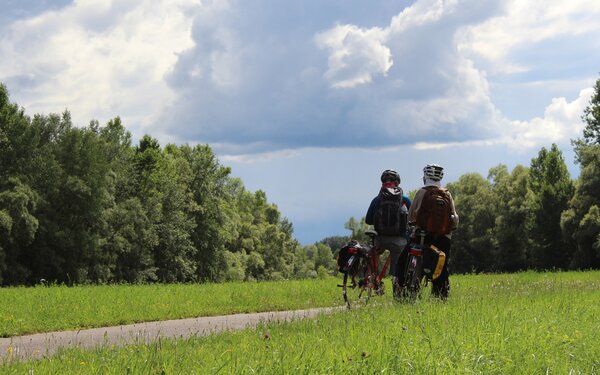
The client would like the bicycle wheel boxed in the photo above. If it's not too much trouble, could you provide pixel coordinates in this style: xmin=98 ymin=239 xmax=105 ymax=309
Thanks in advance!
xmin=342 ymin=258 xmax=372 ymax=309
xmin=400 ymin=253 xmax=422 ymax=302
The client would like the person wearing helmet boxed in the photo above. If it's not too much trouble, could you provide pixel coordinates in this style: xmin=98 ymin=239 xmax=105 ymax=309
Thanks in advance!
xmin=365 ymin=169 xmax=412 ymax=294
xmin=406 ymin=164 xmax=458 ymax=299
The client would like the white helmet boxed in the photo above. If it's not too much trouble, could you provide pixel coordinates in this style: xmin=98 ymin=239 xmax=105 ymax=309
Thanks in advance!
xmin=423 ymin=164 xmax=444 ymax=181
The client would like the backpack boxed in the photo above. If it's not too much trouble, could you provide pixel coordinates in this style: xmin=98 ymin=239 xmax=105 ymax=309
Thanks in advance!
xmin=373 ymin=187 xmax=408 ymax=236
xmin=416 ymin=187 xmax=452 ymax=235
xmin=336 ymin=241 xmax=366 ymax=273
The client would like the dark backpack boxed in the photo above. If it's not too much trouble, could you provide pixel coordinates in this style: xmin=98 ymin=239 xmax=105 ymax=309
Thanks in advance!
xmin=374 ymin=187 xmax=407 ymax=236
xmin=416 ymin=187 xmax=452 ymax=235
xmin=336 ymin=241 xmax=366 ymax=273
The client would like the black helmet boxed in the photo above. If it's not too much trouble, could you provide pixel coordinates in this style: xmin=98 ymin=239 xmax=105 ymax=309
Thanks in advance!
xmin=381 ymin=169 xmax=401 ymax=184
xmin=423 ymin=164 xmax=444 ymax=181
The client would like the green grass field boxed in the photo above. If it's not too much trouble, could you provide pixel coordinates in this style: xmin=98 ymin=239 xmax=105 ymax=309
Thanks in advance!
xmin=0 ymin=278 xmax=341 ymax=337
xmin=2 ymin=271 xmax=599 ymax=373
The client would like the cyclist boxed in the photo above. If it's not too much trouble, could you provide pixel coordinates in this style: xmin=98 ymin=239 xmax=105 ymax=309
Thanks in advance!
xmin=365 ymin=169 xmax=412 ymax=292
xmin=406 ymin=163 xmax=458 ymax=299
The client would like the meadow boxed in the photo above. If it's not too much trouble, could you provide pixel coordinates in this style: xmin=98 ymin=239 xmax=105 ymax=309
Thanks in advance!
xmin=1 ymin=271 xmax=600 ymax=373
xmin=0 ymin=278 xmax=341 ymax=337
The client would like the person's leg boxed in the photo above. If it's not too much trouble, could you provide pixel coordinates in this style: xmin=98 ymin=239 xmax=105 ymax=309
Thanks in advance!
xmin=394 ymin=246 xmax=409 ymax=287
xmin=384 ymin=238 xmax=407 ymax=277
xmin=376 ymin=236 xmax=407 ymax=296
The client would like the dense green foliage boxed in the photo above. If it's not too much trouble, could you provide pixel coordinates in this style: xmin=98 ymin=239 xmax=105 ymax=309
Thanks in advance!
xmin=0 ymin=84 xmax=333 ymax=285
xmin=447 ymin=153 xmax=576 ymax=273
xmin=562 ymin=78 xmax=600 ymax=269
xmin=2 ymin=271 xmax=599 ymax=372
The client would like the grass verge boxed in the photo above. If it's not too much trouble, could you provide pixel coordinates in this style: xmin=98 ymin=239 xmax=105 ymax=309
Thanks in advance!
xmin=0 ymin=278 xmax=341 ymax=337
xmin=2 ymin=271 xmax=599 ymax=373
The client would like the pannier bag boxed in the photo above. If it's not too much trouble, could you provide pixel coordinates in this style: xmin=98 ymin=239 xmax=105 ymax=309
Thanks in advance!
xmin=422 ymin=244 xmax=446 ymax=280
xmin=337 ymin=241 xmax=367 ymax=273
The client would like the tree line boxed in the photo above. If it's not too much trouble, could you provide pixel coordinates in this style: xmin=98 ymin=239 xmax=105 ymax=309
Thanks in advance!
xmin=0 ymin=83 xmax=335 ymax=286
xmin=449 ymin=78 xmax=600 ymax=272
xmin=335 ymin=76 xmax=600 ymax=273
xmin=2 ymin=76 xmax=600 ymax=286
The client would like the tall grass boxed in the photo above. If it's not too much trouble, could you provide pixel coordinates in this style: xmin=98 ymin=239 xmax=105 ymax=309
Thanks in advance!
xmin=2 ymin=271 xmax=599 ymax=373
xmin=0 ymin=278 xmax=340 ymax=337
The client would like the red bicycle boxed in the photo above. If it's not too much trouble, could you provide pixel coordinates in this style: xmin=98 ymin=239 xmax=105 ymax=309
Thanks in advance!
xmin=338 ymin=230 xmax=392 ymax=309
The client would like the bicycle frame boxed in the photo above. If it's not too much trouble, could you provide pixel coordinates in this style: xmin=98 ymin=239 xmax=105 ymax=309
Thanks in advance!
xmin=364 ymin=248 xmax=391 ymax=295
xmin=339 ymin=230 xmax=392 ymax=309
xmin=398 ymin=230 xmax=426 ymax=301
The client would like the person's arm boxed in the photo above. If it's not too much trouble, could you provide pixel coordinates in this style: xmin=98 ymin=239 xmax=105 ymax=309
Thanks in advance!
xmin=407 ymin=189 xmax=424 ymax=224
xmin=365 ymin=197 xmax=378 ymax=225
xmin=447 ymin=190 xmax=459 ymax=230
xmin=402 ymin=194 xmax=412 ymax=209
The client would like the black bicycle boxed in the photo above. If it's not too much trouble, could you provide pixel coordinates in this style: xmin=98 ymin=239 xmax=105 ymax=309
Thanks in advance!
xmin=397 ymin=228 xmax=448 ymax=302
xmin=397 ymin=229 xmax=427 ymax=302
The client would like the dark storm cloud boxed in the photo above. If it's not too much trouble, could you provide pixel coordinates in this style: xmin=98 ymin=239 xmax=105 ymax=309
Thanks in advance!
xmin=151 ymin=0 xmax=506 ymax=154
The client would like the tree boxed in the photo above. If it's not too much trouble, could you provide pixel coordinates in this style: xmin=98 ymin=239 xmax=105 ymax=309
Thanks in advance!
xmin=0 ymin=83 xmax=310 ymax=285
xmin=581 ymin=77 xmax=600 ymax=145
xmin=319 ymin=235 xmax=350 ymax=254
xmin=446 ymin=173 xmax=496 ymax=273
xmin=562 ymin=75 xmax=600 ymax=269
xmin=313 ymin=243 xmax=336 ymax=273
xmin=152 ymin=146 xmax=198 ymax=282
xmin=562 ymin=146 xmax=600 ymax=269
xmin=344 ymin=217 xmax=370 ymax=244
xmin=0 ymin=84 xmax=40 ymax=284
xmin=529 ymin=144 xmax=574 ymax=269
xmin=293 ymin=246 xmax=317 ymax=279
xmin=0 ymin=178 xmax=39 ymax=284
xmin=488 ymin=165 xmax=534 ymax=272
xmin=183 ymin=144 xmax=231 ymax=281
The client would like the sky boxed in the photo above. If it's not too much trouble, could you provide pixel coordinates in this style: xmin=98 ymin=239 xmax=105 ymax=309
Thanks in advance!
xmin=1 ymin=0 xmax=599 ymax=244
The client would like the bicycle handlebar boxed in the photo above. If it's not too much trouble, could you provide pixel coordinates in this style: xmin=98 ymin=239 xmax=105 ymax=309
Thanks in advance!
xmin=414 ymin=228 xmax=427 ymax=237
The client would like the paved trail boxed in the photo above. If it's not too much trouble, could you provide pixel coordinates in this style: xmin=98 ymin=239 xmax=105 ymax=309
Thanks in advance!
xmin=1 ymin=307 xmax=340 ymax=362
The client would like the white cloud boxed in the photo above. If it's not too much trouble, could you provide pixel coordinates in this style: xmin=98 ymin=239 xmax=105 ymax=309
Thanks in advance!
xmin=2 ymin=0 xmax=599 ymax=157
xmin=389 ymin=0 xmax=459 ymax=32
xmin=503 ymin=88 xmax=592 ymax=150
xmin=414 ymin=139 xmax=500 ymax=150
xmin=316 ymin=24 xmax=392 ymax=88
xmin=412 ymin=87 xmax=592 ymax=152
xmin=221 ymin=148 xmax=301 ymax=164
xmin=0 ymin=0 xmax=197 ymax=128
xmin=457 ymin=0 xmax=600 ymax=73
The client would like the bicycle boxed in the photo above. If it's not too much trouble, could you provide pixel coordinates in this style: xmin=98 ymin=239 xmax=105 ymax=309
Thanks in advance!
xmin=397 ymin=228 xmax=447 ymax=302
xmin=338 ymin=230 xmax=391 ymax=309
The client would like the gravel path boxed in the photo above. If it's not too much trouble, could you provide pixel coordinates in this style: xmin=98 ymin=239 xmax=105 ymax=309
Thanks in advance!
xmin=0 ymin=307 xmax=341 ymax=362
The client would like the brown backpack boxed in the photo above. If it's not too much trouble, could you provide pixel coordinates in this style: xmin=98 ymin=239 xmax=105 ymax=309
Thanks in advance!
xmin=416 ymin=187 xmax=452 ymax=235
